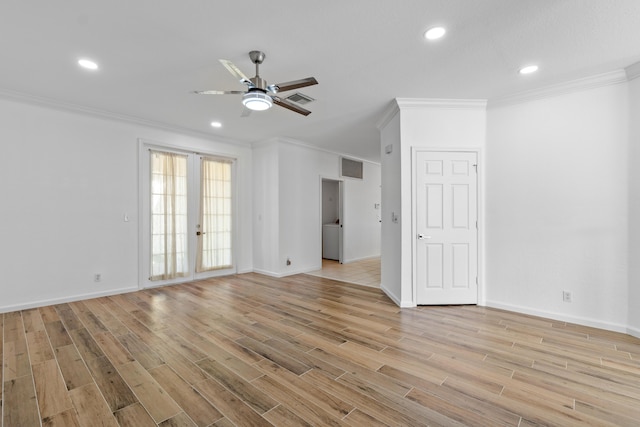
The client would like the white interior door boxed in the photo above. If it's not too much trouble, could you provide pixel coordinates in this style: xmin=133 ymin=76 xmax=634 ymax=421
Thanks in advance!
xmin=414 ymin=150 xmax=478 ymax=304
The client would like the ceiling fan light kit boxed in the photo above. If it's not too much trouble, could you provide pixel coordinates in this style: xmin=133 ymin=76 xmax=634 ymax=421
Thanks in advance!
xmin=194 ymin=50 xmax=318 ymax=116
xmin=242 ymin=91 xmax=273 ymax=111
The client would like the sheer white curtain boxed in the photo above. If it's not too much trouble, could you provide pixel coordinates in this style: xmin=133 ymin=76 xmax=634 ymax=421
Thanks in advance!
xmin=196 ymin=157 xmax=233 ymax=272
xmin=150 ymin=150 xmax=189 ymax=280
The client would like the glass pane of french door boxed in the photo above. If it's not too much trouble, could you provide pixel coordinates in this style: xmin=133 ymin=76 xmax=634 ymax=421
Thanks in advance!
xmin=149 ymin=150 xmax=190 ymax=281
xmin=196 ymin=157 xmax=233 ymax=272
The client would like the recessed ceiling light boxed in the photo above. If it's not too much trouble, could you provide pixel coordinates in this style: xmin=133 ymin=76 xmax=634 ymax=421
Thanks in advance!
xmin=519 ymin=65 xmax=539 ymax=75
xmin=424 ymin=27 xmax=446 ymax=40
xmin=210 ymin=121 xmax=222 ymax=128
xmin=78 ymin=58 xmax=98 ymax=70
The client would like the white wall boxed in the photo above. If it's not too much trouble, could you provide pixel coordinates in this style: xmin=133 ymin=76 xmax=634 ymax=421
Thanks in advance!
xmin=400 ymin=101 xmax=487 ymax=307
xmin=379 ymin=100 xmax=487 ymax=307
xmin=254 ymin=139 xmax=381 ymax=277
xmin=379 ymin=111 xmax=402 ymax=304
xmin=278 ymin=141 xmax=332 ymax=274
xmin=343 ymin=164 xmax=382 ymax=263
xmin=628 ymin=69 xmax=640 ymax=337
xmin=252 ymin=141 xmax=280 ymax=276
xmin=0 ymin=97 xmax=253 ymax=312
xmin=486 ymin=82 xmax=629 ymax=332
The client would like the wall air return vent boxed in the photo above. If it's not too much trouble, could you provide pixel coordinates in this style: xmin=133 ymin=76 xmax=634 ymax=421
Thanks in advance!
xmin=341 ymin=157 xmax=363 ymax=180
xmin=285 ymin=92 xmax=315 ymax=105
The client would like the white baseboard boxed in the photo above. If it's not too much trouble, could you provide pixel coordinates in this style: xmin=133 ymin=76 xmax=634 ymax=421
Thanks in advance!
xmin=251 ymin=268 xmax=283 ymax=278
xmin=485 ymin=300 xmax=628 ymax=334
xmin=380 ymin=284 xmax=400 ymax=305
xmin=252 ymin=265 xmax=320 ymax=278
xmin=341 ymin=254 xmax=380 ymax=264
xmin=381 ymin=283 xmax=415 ymax=308
xmin=627 ymin=325 xmax=640 ymax=339
xmin=0 ymin=286 xmax=139 ymax=314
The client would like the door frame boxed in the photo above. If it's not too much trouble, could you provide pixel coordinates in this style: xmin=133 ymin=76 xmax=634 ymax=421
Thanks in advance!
xmin=137 ymin=138 xmax=238 ymax=289
xmin=411 ymin=147 xmax=484 ymax=306
xmin=319 ymin=176 xmax=344 ymax=264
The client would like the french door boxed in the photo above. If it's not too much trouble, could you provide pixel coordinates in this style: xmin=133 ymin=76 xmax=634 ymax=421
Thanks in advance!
xmin=140 ymin=144 xmax=235 ymax=288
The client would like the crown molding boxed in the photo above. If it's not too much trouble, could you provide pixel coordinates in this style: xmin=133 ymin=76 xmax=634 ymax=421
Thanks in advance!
xmin=395 ymin=98 xmax=488 ymax=110
xmin=625 ymin=61 xmax=640 ymax=81
xmin=489 ymin=69 xmax=628 ymax=108
xmin=376 ymin=100 xmax=401 ymax=131
xmin=0 ymin=87 xmax=251 ymax=147
xmin=254 ymin=136 xmax=381 ymax=166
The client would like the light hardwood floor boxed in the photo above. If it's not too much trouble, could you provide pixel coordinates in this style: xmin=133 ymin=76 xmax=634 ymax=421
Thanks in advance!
xmin=307 ymin=258 xmax=381 ymax=288
xmin=2 ymin=273 xmax=640 ymax=426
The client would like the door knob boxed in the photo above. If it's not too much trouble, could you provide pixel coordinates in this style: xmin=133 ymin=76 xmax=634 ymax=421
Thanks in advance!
xmin=417 ymin=234 xmax=432 ymax=240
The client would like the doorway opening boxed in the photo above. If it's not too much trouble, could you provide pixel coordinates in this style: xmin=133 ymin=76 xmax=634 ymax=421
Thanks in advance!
xmin=312 ymin=174 xmax=382 ymax=288
xmin=321 ymin=178 xmax=343 ymax=264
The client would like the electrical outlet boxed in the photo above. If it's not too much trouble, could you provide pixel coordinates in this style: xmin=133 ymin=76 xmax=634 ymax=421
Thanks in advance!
xmin=94 ymin=273 xmax=102 ymax=282
xmin=562 ymin=290 xmax=572 ymax=303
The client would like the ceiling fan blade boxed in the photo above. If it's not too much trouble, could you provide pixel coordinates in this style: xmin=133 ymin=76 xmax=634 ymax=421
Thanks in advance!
xmin=193 ymin=90 xmax=245 ymax=95
xmin=219 ymin=59 xmax=253 ymax=86
xmin=272 ymin=96 xmax=312 ymax=116
xmin=271 ymin=77 xmax=318 ymax=93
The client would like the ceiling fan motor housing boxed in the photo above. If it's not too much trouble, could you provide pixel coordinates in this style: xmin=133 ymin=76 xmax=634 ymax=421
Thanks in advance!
xmin=250 ymin=76 xmax=268 ymax=91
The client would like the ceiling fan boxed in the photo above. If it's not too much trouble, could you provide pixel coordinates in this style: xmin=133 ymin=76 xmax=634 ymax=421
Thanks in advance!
xmin=194 ymin=50 xmax=318 ymax=116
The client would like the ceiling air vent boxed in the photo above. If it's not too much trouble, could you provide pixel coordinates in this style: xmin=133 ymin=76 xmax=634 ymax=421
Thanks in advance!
xmin=341 ymin=157 xmax=363 ymax=180
xmin=285 ymin=92 xmax=315 ymax=105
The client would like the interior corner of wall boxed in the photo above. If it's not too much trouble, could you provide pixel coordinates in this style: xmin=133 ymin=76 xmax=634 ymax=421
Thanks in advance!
xmin=380 ymin=283 xmax=413 ymax=307
xmin=628 ymin=324 xmax=640 ymax=339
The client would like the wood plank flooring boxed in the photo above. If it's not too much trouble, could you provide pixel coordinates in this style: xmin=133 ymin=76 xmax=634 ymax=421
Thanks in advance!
xmin=2 ymin=273 xmax=640 ymax=426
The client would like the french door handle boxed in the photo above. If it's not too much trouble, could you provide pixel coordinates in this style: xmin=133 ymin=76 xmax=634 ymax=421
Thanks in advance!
xmin=417 ymin=234 xmax=432 ymax=240
xmin=196 ymin=231 xmax=206 ymax=236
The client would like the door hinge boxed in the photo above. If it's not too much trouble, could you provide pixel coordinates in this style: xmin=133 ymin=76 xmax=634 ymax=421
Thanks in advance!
xmin=473 ymin=163 xmax=478 ymax=173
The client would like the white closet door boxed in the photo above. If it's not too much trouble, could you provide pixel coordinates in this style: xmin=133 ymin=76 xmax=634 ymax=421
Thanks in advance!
xmin=415 ymin=151 xmax=478 ymax=305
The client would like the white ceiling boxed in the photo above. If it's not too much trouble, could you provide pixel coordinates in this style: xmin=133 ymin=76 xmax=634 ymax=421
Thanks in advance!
xmin=1 ymin=1 xmax=639 ymax=162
